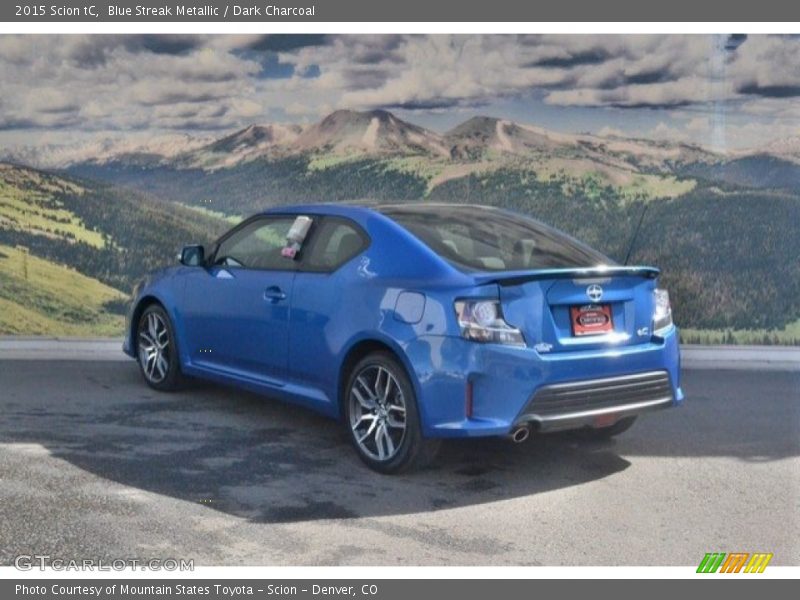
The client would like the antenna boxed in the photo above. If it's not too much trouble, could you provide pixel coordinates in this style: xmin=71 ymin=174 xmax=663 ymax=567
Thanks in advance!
xmin=624 ymin=202 xmax=648 ymax=266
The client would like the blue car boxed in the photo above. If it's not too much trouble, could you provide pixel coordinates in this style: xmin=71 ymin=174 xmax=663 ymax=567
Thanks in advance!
xmin=124 ymin=203 xmax=683 ymax=473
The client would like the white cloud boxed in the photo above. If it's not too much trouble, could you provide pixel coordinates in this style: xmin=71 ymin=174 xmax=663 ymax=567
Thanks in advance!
xmin=597 ymin=126 xmax=628 ymax=137
xmin=730 ymin=35 xmax=800 ymax=94
xmin=0 ymin=34 xmax=799 ymax=152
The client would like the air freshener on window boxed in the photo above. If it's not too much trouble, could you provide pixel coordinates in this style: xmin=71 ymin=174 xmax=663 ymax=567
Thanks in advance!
xmin=282 ymin=215 xmax=313 ymax=259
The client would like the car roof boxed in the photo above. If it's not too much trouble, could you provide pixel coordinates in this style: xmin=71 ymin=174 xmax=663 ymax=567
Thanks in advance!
xmin=261 ymin=203 xmax=375 ymax=218
xmin=260 ymin=202 xmax=505 ymax=218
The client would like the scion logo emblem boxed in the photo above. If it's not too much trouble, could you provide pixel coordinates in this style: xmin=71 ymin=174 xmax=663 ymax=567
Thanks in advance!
xmin=357 ymin=256 xmax=377 ymax=279
xmin=586 ymin=284 xmax=603 ymax=303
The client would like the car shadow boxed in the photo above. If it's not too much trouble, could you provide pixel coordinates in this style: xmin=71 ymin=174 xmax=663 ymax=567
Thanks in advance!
xmin=0 ymin=362 xmax=796 ymax=524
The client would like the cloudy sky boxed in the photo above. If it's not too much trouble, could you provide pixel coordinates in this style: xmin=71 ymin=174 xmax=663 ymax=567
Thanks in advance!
xmin=1 ymin=34 xmax=799 ymax=151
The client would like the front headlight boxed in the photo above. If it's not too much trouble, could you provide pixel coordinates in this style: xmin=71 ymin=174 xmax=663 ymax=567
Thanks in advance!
xmin=454 ymin=300 xmax=525 ymax=347
xmin=653 ymin=288 xmax=673 ymax=335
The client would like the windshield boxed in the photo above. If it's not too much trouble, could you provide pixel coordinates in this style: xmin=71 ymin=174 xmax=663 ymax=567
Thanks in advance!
xmin=380 ymin=204 xmax=611 ymax=272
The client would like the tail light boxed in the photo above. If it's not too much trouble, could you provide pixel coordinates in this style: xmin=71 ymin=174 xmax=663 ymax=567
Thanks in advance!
xmin=454 ymin=300 xmax=525 ymax=347
xmin=653 ymin=288 xmax=673 ymax=335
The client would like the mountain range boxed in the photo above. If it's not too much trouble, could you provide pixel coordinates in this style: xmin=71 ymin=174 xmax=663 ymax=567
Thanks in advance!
xmin=5 ymin=108 xmax=796 ymax=208
xmin=8 ymin=108 xmax=799 ymax=169
xmin=1 ymin=109 xmax=799 ymax=341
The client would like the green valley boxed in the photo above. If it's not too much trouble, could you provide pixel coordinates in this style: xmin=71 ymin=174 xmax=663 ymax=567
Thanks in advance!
xmin=0 ymin=163 xmax=228 ymax=336
xmin=0 ymin=244 xmax=125 ymax=336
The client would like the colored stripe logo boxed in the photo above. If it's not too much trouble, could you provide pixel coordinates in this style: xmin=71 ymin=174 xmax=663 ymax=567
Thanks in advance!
xmin=697 ymin=552 xmax=773 ymax=573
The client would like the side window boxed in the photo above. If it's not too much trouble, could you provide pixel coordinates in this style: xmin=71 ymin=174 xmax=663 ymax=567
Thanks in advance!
xmin=427 ymin=222 xmax=504 ymax=270
xmin=303 ymin=219 xmax=367 ymax=272
xmin=214 ymin=217 xmax=295 ymax=270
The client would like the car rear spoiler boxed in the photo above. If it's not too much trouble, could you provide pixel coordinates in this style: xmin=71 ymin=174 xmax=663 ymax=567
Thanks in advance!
xmin=473 ymin=265 xmax=660 ymax=287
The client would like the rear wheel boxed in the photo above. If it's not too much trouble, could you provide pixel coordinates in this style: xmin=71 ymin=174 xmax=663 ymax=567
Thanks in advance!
xmin=582 ymin=416 xmax=637 ymax=439
xmin=136 ymin=304 xmax=183 ymax=391
xmin=344 ymin=351 xmax=440 ymax=474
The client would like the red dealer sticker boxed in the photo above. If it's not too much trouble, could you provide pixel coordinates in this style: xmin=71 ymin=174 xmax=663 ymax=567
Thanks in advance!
xmin=570 ymin=304 xmax=613 ymax=336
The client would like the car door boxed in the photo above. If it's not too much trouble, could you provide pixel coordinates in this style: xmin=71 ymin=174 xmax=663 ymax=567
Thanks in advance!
xmin=289 ymin=217 xmax=370 ymax=401
xmin=182 ymin=215 xmax=298 ymax=385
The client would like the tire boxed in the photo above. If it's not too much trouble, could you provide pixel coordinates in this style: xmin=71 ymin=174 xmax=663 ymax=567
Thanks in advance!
xmin=344 ymin=351 xmax=440 ymax=474
xmin=581 ymin=416 xmax=637 ymax=439
xmin=136 ymin=304 xmax=184 ymax=392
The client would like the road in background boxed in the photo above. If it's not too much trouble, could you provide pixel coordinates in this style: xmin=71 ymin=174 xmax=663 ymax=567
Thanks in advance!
xmin=0 ymin=361 xmax=797 ymax=566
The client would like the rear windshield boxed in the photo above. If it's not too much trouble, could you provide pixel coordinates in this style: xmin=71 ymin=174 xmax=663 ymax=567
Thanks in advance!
xmin=381 ymin=205 xmax=610 ymax=272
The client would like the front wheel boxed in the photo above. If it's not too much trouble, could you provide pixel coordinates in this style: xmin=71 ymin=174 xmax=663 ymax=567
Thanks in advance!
xmin=136 ymin=304 xmax=184 ymax=391
xmin=344 ymin=351 xmax=440 ymax=474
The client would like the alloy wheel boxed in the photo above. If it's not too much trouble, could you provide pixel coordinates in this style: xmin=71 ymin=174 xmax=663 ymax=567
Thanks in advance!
xmin=138 ymin=311 xmax=170 ymax=384
xmin=349 ymin=365 xmax=408 ymax=462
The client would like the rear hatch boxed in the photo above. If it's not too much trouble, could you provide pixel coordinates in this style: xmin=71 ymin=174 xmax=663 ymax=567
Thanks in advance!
xmin=475 ymin=267 xmax=659 ymax=353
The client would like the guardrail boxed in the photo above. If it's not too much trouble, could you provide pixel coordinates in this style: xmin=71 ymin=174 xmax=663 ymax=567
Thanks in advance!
xmin=680 ymin=345 xmax=800 ymax=372
xmin=1 ymin=337 xmax=798 ymax=371
xmin=0 ymin=337 xmax=126 ymax=361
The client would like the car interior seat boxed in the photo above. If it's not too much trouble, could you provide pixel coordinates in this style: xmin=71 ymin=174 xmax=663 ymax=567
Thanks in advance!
xmin=334 ymin=232 xmax=362 ymax=265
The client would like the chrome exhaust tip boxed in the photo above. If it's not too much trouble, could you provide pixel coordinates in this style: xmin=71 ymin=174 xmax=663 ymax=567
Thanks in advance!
xmin=510 ymin=425 xmax=530 ymax=444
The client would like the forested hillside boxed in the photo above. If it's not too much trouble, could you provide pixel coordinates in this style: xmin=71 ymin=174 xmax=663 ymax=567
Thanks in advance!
xmin=64 ymin=158 xmax=800 ymax=337
xmin=0 ymin=163 xmax=228 ymax=335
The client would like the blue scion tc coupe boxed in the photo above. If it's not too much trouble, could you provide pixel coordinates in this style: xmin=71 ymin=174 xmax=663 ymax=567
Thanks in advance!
xmin=124 ymin=203 xmax=683 ymax=473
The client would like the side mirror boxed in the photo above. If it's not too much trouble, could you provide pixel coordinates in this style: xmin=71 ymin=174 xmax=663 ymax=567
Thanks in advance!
xmin=179 ymin=244 xmax=205 ymax=266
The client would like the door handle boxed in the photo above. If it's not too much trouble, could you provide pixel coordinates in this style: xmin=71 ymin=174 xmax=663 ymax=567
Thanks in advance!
xmin=263 ymin=286 xmax=287 ymax=302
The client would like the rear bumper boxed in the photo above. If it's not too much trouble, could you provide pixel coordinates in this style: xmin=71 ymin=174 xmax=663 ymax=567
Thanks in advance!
xmin=404 ymin=326 xmax=683 ymax=438
xmin=512 ymin=370 xmax=674 ymax=432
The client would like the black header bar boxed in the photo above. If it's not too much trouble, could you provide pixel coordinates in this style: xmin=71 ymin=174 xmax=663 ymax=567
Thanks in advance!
xmin=2 ymin=0 xmax=798 ymax=23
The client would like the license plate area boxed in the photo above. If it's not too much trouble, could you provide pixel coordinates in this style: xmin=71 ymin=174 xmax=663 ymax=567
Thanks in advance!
xmin=570 ymin=303 xmax=613 ymax=336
